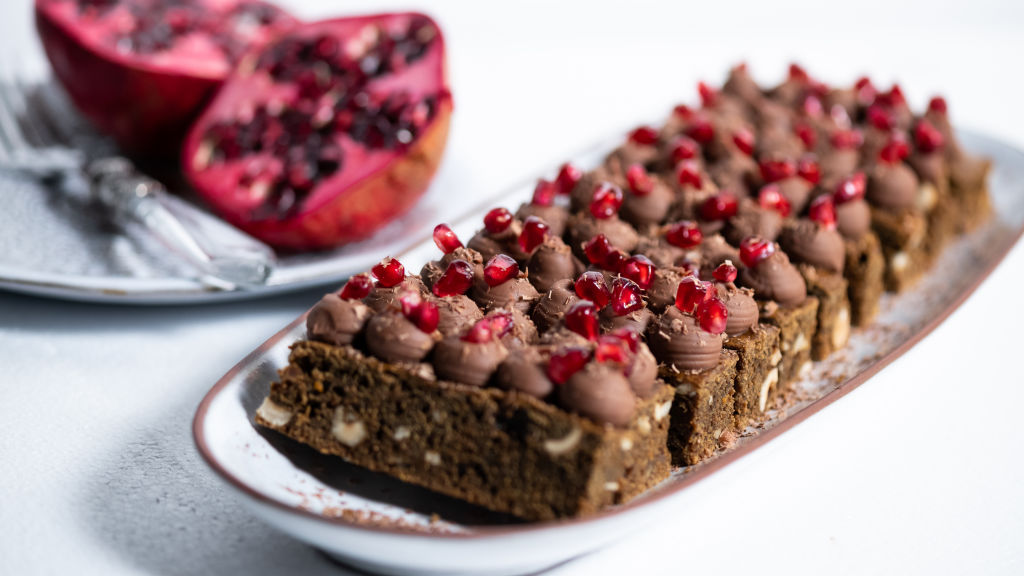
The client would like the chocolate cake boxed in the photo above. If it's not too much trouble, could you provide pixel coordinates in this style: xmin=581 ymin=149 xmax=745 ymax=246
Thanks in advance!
xmin=257 ymin=63 xmax=991 ymax=521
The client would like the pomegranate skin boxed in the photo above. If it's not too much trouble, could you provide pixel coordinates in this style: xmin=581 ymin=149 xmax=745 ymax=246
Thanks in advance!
xmin=34 ymin=0 xmax=296 ymax=157
xmin=181 ymin=13 xmax=453 ymax=251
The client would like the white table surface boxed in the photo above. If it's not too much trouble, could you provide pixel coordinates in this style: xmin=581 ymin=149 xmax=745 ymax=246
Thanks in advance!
xmin=2 ymin=1 xmax=1023 ymax=574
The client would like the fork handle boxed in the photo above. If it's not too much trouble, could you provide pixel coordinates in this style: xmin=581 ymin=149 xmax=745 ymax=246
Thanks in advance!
xmin=86 ymin=158 xmax=276 ymax=289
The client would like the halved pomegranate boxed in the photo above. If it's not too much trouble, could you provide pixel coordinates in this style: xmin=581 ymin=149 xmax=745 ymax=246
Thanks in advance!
xmin=35 ymin=0 xmax=297 ymax=155
xmin=182 ymin=14 xmax=452 ymax=250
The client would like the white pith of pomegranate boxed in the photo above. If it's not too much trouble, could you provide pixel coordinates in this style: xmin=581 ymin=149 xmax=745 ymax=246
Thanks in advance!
xmin=181 ymin=13 xmax=452 ymax=251
xmin=35 ymin=0 xmax=296 ymax=154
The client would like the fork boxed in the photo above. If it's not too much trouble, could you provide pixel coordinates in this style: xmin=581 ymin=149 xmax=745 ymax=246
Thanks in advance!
xmin=0 ymin=68 xmax=276 ymax=290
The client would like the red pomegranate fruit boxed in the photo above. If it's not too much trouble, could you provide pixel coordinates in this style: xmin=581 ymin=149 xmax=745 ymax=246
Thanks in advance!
xmin=35 ymin=0 xmax=297 ymax=155
xmin=182 ymin=13 xmax=453 ymax=250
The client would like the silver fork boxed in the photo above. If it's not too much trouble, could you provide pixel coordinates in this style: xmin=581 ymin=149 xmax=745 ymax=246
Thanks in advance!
xmin=0 ymin=68 xmax=276 ymax=290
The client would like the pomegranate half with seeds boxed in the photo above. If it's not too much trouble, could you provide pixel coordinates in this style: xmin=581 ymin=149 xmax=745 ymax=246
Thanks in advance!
xmin=35 ymin=0 xmax=297 ymax=154
xmin=182 ymin=13 xmax=453 ymax=250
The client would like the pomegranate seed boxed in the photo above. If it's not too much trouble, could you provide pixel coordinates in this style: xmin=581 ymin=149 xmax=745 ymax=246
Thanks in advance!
xmin=788 ymin=63 xmax=809 ymax=83
xmin=610 ymin=277 xmax=644 ymax=316
xmin=462 ymin=318 xmax=495 ymax=343
xmin=866 ymin=105 xmax=892 ymax=131
xmin=833 ymin=172 xmax=867 ymax=204
xmin=670 ymin=136 xmax=700 ymax=164
xmin=700 ymin=191 xmax=739 ymax=221
xmin=831 ymin=104 xmax=852 ymax=129
xmin=879 ymin=134 xmax=910 ymax=164
xmin=758 ymin=184 xmax=792 ymax=217
xmin=555 ymin=163 xmax=582 ymax=195
xmin=697 ymin=81 xmax=717 ymax=107
xmin=486 ymin=309 xmax=515 ymax=338
xmin=801 ymin=94 xmax=824 ymax=118
xmin=887 ymin=84 xmax=906 ymax=106
xmin=546 ymin=347 xmax=591 ymax=384
xmin=796 ymin=155 xmax=821 ymax=185
xmin=672 ymin=103 xmax=694 ymax=120
xmin=739 ymin=236 xmax=776 ymax=268
xmin=433 ymin=260 xmax=474 ymax=297
xmin=914 ymin=120 xmax=945 ymax=153
xmin=713 ymin=261 xmax=738 ymax=283
xmin=574 ymin=271 xmax=611 ymax=309
xmin=594 ymin=335 xmax=630 ymax=365
xmin=676 ymin=159 xmax=703 ymax=189
xmin=759 ymin=158 xmax=796 ymax=183
xmin=675 ymin=276 xmax=713 ymax=314
xmin=628 ymin=126 xmax=659 ymax=146
xmin=483 ymin=207 xmax=513 ymax=234
xmin=665 ymin=220 xmax=703 ymax=249
xmin=564 ymin=300 xmax=600 ymax=341
xmin=372 ymin=257 xmax=405 ymax=287
xmin=603 ymin=250 xmax=627 ymax=272
xmin=927 ymin=96 xmax=948 ymax=115
xmin=808 ymin=195 xmax=837 ymax=230
xmin=400 ymin=292 xmax=439 ymax=334
xmin=518 ymin=216 xmax=549 ymax=252
xmin=583 ymin=234 xmax=625 ymax=270
xmin=589 ymin=182 xmax=624 ymax=219
xmin=620 ymin=255 xmax=656 ymax=290
xmin=830 ymin=128 xmax=863 ymax=150
xmin=607 ymin=327 xmax=641 ymax=353
xmin=625 ymin=164 xmax=654 ymax=196
xmin=854 ymin=76 xmax=877 ymax=105
xmin=794 ymin=122 xmax=817 ymax=150
xmin=732 ymin=128 xmax=755 ymax=156
xmin=432 ymin=223 xmax=462 ymax=254
xmin=696 ymin=297 xmax=729 ymax=334
xmin=685 ymin=116 xmax=715 ymax=144
xmin=339 ymin=274 xmax=373 ymax=300
xmin=484 ymin=254 xmax=520 ymax=287
xmin=532 ymin=179 xmax=558 ymax=206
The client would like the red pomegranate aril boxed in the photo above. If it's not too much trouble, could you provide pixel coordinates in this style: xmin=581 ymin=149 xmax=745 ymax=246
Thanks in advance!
xmin=400 ymin=292 xmax=439 ymax=333
xmin=564 ymin=300 xmax=600 ymax=341
xmin=672 ymin=103 xmax=694 ymax=120
xmin=670 ymin=136 xmax=700 ymax=164
xmin=696 ymin=296 xmax=728 ymax=335
xmin=607 ymin=327 xmax=640 ymax=353
xmin=583 ymin=234 xmax=614 ymax=267
xmin=574 ymin=271 xmax=611 ymax=309
xmin=712 ymin=261 xmax=738 ymax=283
xmin=789 ymin=63 xmax=809 ymax=82
xmin=555 ymin=163 xmax=582 ymax=195
xmin=462 ymin=318 xmax=494 ymax=343
xmin=433 ymin=259 xmax=474 ymax=297
xmin=620 ymin=255 xmax=656 ymax=290
xmin=665 ymin=220 xmax=703 ymax=249
xmin=546 ymin=347 xmax=590 ymax=385
xmin=758 ymin=184 xmax=792 ymax=217
xmin=685 ymin=117 xmax=714 ymax=144
xmin=927 ymin=96 xmax=948 ymax=115
xmin=808 ymin=195 xmax=837 ymax=230
xmin=855 ymin=76 xmax=877 ymax=105
xmin=484 ymin=254 xmax=519 ymax=287
xmin=796 ymin=155 xmax=821 ymax=185
xmin=732 ymin=128 xmax=755 ymax=156
xmin=759 ymin=158 xmax=796 ymax=183
xmin=834 ymin=172 xmax=867 ymax=204
xmin=879 ymin=134 xmax=911 ymax=164
xmin=483 ymin=207 xmax=513 ymax=234
xmin=626 ymin=164 xmax=654 ymax=196
xmin=610 ymin=277 xmax=644 ymax=316
xmin=532 ymin=179 xmax=558 ymax=206
xmin=432 ymin=223 xmax=462 ymax=254
xmin=697 ymin=81 xmax=717 ymax=107
xmin=831 ymin=129 xmax=863 ymax=150
xmin=700 ymin=191 xmax=739 ymax=221
xmin=603 ymin=250 xmax=626 ymax=273
xmin=914 ymin=120 xmax=945 ymax=153
xmin=594 ymin=336 xmax=630 ymax=365
xmin=589 ymin=182 xmax=624 ymax=219
xmin=628 ymin=125 xmax=659 ymax=146
xmin=372 ymin=256 xmax=405 ymax=287
xmin=739 ymin=236 xmax=776 ymax=268
xmin=866 ymin=105 xmax=892 ymax=131
xmin=794 ymin=122 xmax=817 ymax=150
xmin=518 ymin=216 xmax=549 ymax=253
xmin=486 ymin=309 xmax=515 ymax=338
xmin=676 ymin=159 xmax=703 ymax=189
xmin=675 ymin=275 xmax=712 ymax=314
xmin=339 ymin=273 xmax=373 ymax=300
xmin=801 ymin=93 xmax=824 ymax=118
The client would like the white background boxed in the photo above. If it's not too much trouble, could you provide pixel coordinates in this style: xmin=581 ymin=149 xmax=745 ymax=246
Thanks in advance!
xmin=2 ymin=0 xmax=1024 ymax=574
